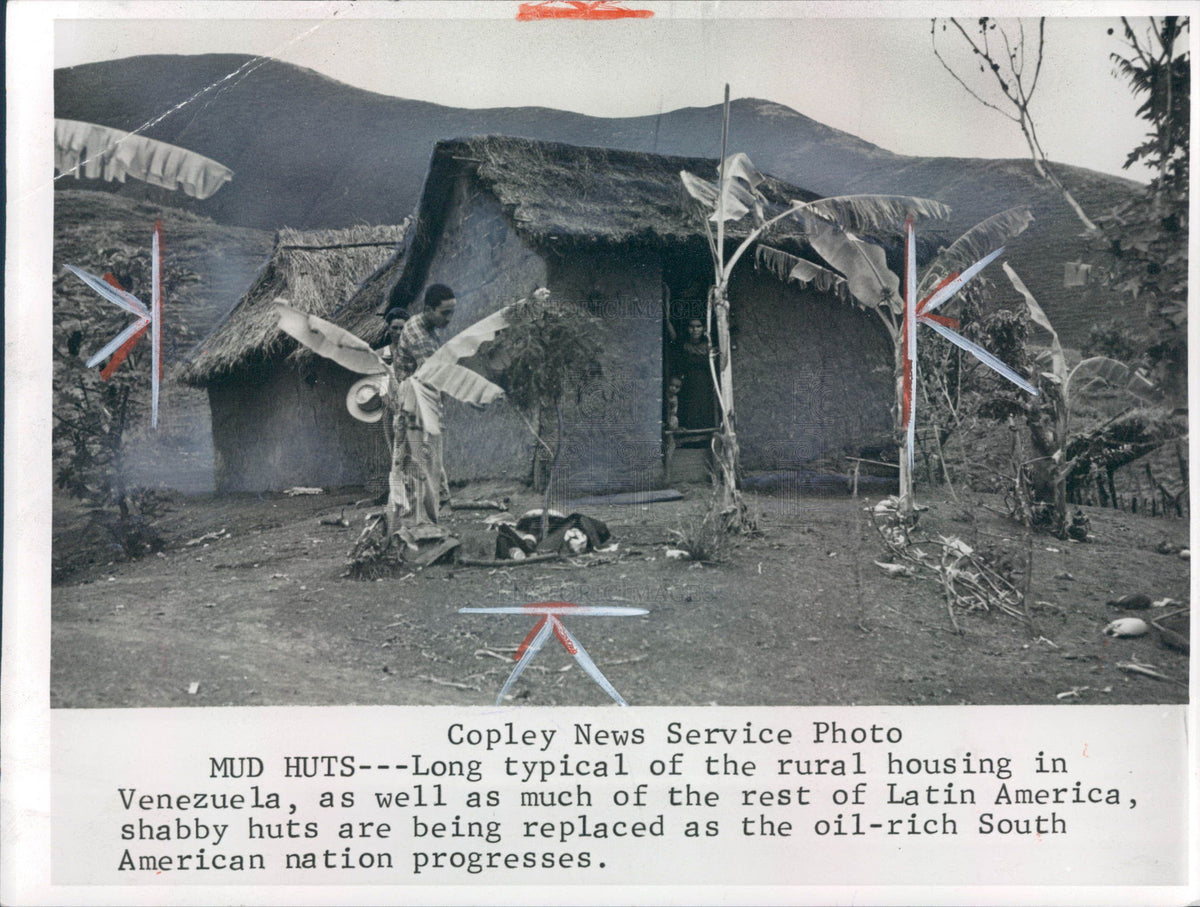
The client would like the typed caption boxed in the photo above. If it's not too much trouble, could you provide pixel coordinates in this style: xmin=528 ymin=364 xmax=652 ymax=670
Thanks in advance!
xmin=53 ymin=706 xmax=1187 ymax=887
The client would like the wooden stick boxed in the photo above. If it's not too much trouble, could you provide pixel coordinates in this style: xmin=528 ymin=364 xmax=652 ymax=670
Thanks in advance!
xmin=458 ymin=553 xmax=561 ymax=567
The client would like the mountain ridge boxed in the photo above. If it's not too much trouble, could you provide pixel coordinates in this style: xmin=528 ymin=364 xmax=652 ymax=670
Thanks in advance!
xmin=55 ymin=53 xmax=1138 ymax=343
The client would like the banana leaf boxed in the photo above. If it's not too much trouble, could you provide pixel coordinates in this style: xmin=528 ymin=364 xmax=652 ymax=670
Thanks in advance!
xmin=1002 ymin=263 xmax=1065 ymax=381
xmin=273 ymin=300 xmax=388 ymax=375
xmin=680 ymin=169 xmax=759 ymax=223
xmin=55 ymin=118 xmax=234 ymax=200
xmin=800 ymin=214 xmax=902 ymax=313
xmin=719 ymin=152 xmax=764 ymax=191
xmin=414 ymin=308 xmax=510 ymax=407
xmin=798 ymin=195 xmax=951 ymax=234
xmin=754 ymin=245 xmax=850 ymax=301
xmin=917 ymin=207 xmax=1033 ymax=300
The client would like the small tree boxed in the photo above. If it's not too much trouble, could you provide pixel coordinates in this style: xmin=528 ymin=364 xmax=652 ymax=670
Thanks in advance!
xmin=1093 ymin=16 xmax=1190 ymax=401
xmin=501 ymin=290 xmax=603 ymax=539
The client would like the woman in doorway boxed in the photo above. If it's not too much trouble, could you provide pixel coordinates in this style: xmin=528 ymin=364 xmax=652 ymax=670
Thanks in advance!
xmin=672 ymin=317 xmax=718 ymax=433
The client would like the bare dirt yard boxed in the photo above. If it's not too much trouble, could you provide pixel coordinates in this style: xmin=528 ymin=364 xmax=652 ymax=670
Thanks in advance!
xmin=51 ymin=483 xmax=1189 ymax=709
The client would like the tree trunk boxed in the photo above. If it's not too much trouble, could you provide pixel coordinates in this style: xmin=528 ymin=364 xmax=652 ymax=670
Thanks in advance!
xmin=707 ymin=285 xmax=743 ymax=516
xmin=1050 ymin=465 xmax=1068 ymax=538
xmin=541 ymin=403 xmax=565 ymax=541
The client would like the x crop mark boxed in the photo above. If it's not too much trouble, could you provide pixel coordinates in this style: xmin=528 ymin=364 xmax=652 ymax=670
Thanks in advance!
xmin=65 ymin=220 xmax=164 ymax=428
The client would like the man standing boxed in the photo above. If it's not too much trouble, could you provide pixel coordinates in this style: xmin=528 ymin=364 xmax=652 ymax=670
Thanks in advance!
xmin=392 ymin=284 xmax=457 ymax=519
xmin=382 ymin=305 xmax=410 ymax=365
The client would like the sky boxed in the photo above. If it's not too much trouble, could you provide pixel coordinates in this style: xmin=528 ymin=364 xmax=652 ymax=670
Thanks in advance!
xmin=50 ymin=3 xmax=1184 ymax=182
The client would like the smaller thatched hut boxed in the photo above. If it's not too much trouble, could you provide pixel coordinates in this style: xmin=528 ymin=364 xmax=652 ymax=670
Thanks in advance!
xmin=182 ymin=223 xmax=407 ymax=492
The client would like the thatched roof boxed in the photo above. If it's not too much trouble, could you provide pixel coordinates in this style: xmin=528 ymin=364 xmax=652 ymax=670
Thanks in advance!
xmin=380 ymin=135 xmax=823 ymax=312
xmin=181 ymin=223 xmax=407 ymax=385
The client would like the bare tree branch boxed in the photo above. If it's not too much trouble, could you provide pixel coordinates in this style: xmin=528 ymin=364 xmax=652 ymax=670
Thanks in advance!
xmin=932 ymin=16 xmax=1098 ymax=231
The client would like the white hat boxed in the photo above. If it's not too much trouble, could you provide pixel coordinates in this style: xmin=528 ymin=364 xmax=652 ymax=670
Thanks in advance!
xmin=346 ymin=374 xmax=391 ymax=423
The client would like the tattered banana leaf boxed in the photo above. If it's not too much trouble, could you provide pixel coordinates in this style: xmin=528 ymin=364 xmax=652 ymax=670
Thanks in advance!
xmin=680 ymin=169 xmax=760 ymax=223
xmin=799 ymin=195 xmax=951 ymax=234
xmin=414 ymin=308 xmax=510 ymax=407
xmin=916 ymin=206 xmax=1033 ymax=300
xmin=273 ymin=300 xmax=388 ymax=375
xmin=755 ymin=245 xmax=850 ymax=302
xmin=800 ymin=214 xmax=902 ymax=313
xmin=55 ymin=119 xmax=234 ymax=200
xmin=423 ymin=362 xmax=505 ymax=409
xmin=1070 ymin=356 xmax=1161 ymax=404
xmin=1003 ymin=263 xmax=1065 ymax=382
xmin=719 ymin=152 xmax=765 ymax=191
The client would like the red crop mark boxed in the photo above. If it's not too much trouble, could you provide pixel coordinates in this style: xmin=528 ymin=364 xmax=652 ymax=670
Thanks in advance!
xmin=100 ymin=322 xmax=150 ymax=379
xmin=918 ymin=272 xmax=959 ymax=313
xmin=552 ymin=618 xmax=578 ymax=654
xmin=515 ymin=616 xmax=549 ymax=661
xmin=517 ymin=1 xmax=653 ymax=20
xmin=516 ymin=607 xmax=582 ymax=658
xmin=921 ymin=313 xmax=960 ymax=330
xmin=153 ymin=220 xmax=164 ymax=382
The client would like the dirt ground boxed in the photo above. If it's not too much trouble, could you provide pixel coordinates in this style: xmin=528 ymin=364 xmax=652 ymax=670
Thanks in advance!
xmin=51 ymin=482 xmax=1190 ymax=709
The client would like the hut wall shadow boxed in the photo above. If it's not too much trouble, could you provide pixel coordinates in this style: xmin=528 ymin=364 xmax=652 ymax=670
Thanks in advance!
xmin=209 ymin=358 xmax=388 ymax=492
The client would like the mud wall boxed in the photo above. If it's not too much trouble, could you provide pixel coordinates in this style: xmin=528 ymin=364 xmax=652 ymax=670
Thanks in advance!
xmin=547 ymin=248 xmax=665 ymax=498
xmin=420 ymin=173 xmax=548 ymax=484
xmin=730 ymin=268 xmax=894 ymax=470
xmin=209 ymin=358 xmax=388 ymax=493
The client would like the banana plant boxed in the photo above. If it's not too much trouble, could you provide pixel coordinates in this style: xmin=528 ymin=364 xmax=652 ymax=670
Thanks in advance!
xmin=757 ymin=205 xmax=1037 ymax=513
xmin=1002 ymin=264 xmax=1169 ymax=534
xmin=274 ymin=300 xmax=509 ymax=533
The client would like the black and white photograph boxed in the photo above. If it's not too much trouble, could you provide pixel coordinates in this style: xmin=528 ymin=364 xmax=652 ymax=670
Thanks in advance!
xmin=43 ymin=6 xmax=1190 ymax=709
xmin=4 ymin=1 xmax=1196 ymax=902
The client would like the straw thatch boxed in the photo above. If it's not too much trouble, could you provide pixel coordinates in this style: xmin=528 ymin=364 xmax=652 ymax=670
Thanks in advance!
xmin=376 ymin=135 xmax=823 ymax=313
xmin=182 ymin=222 xmax=407 ymax=385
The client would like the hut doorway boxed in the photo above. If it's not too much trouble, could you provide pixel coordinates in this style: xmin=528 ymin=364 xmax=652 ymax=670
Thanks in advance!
xmin=662 ymin=264 xmax=719 ymax=482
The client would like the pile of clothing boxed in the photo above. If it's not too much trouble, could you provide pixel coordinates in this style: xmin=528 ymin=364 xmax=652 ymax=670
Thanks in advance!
xmin=494 ymin=509 xmax=611 ymax=559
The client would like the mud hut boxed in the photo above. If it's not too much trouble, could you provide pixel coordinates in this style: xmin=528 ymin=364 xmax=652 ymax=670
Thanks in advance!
xmin=354 ymin=136 xmax=897 ymax=498
xmin=182 ymin=223 xmax=407 ymax=492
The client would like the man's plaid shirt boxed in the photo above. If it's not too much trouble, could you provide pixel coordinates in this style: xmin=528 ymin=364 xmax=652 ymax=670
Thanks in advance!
xmin=393 ymin=311 xmax=443 ymax=379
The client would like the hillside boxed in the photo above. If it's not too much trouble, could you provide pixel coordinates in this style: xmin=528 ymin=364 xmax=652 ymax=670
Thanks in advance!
xmin=55 ymin=54 xmax=1145 ymax=345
